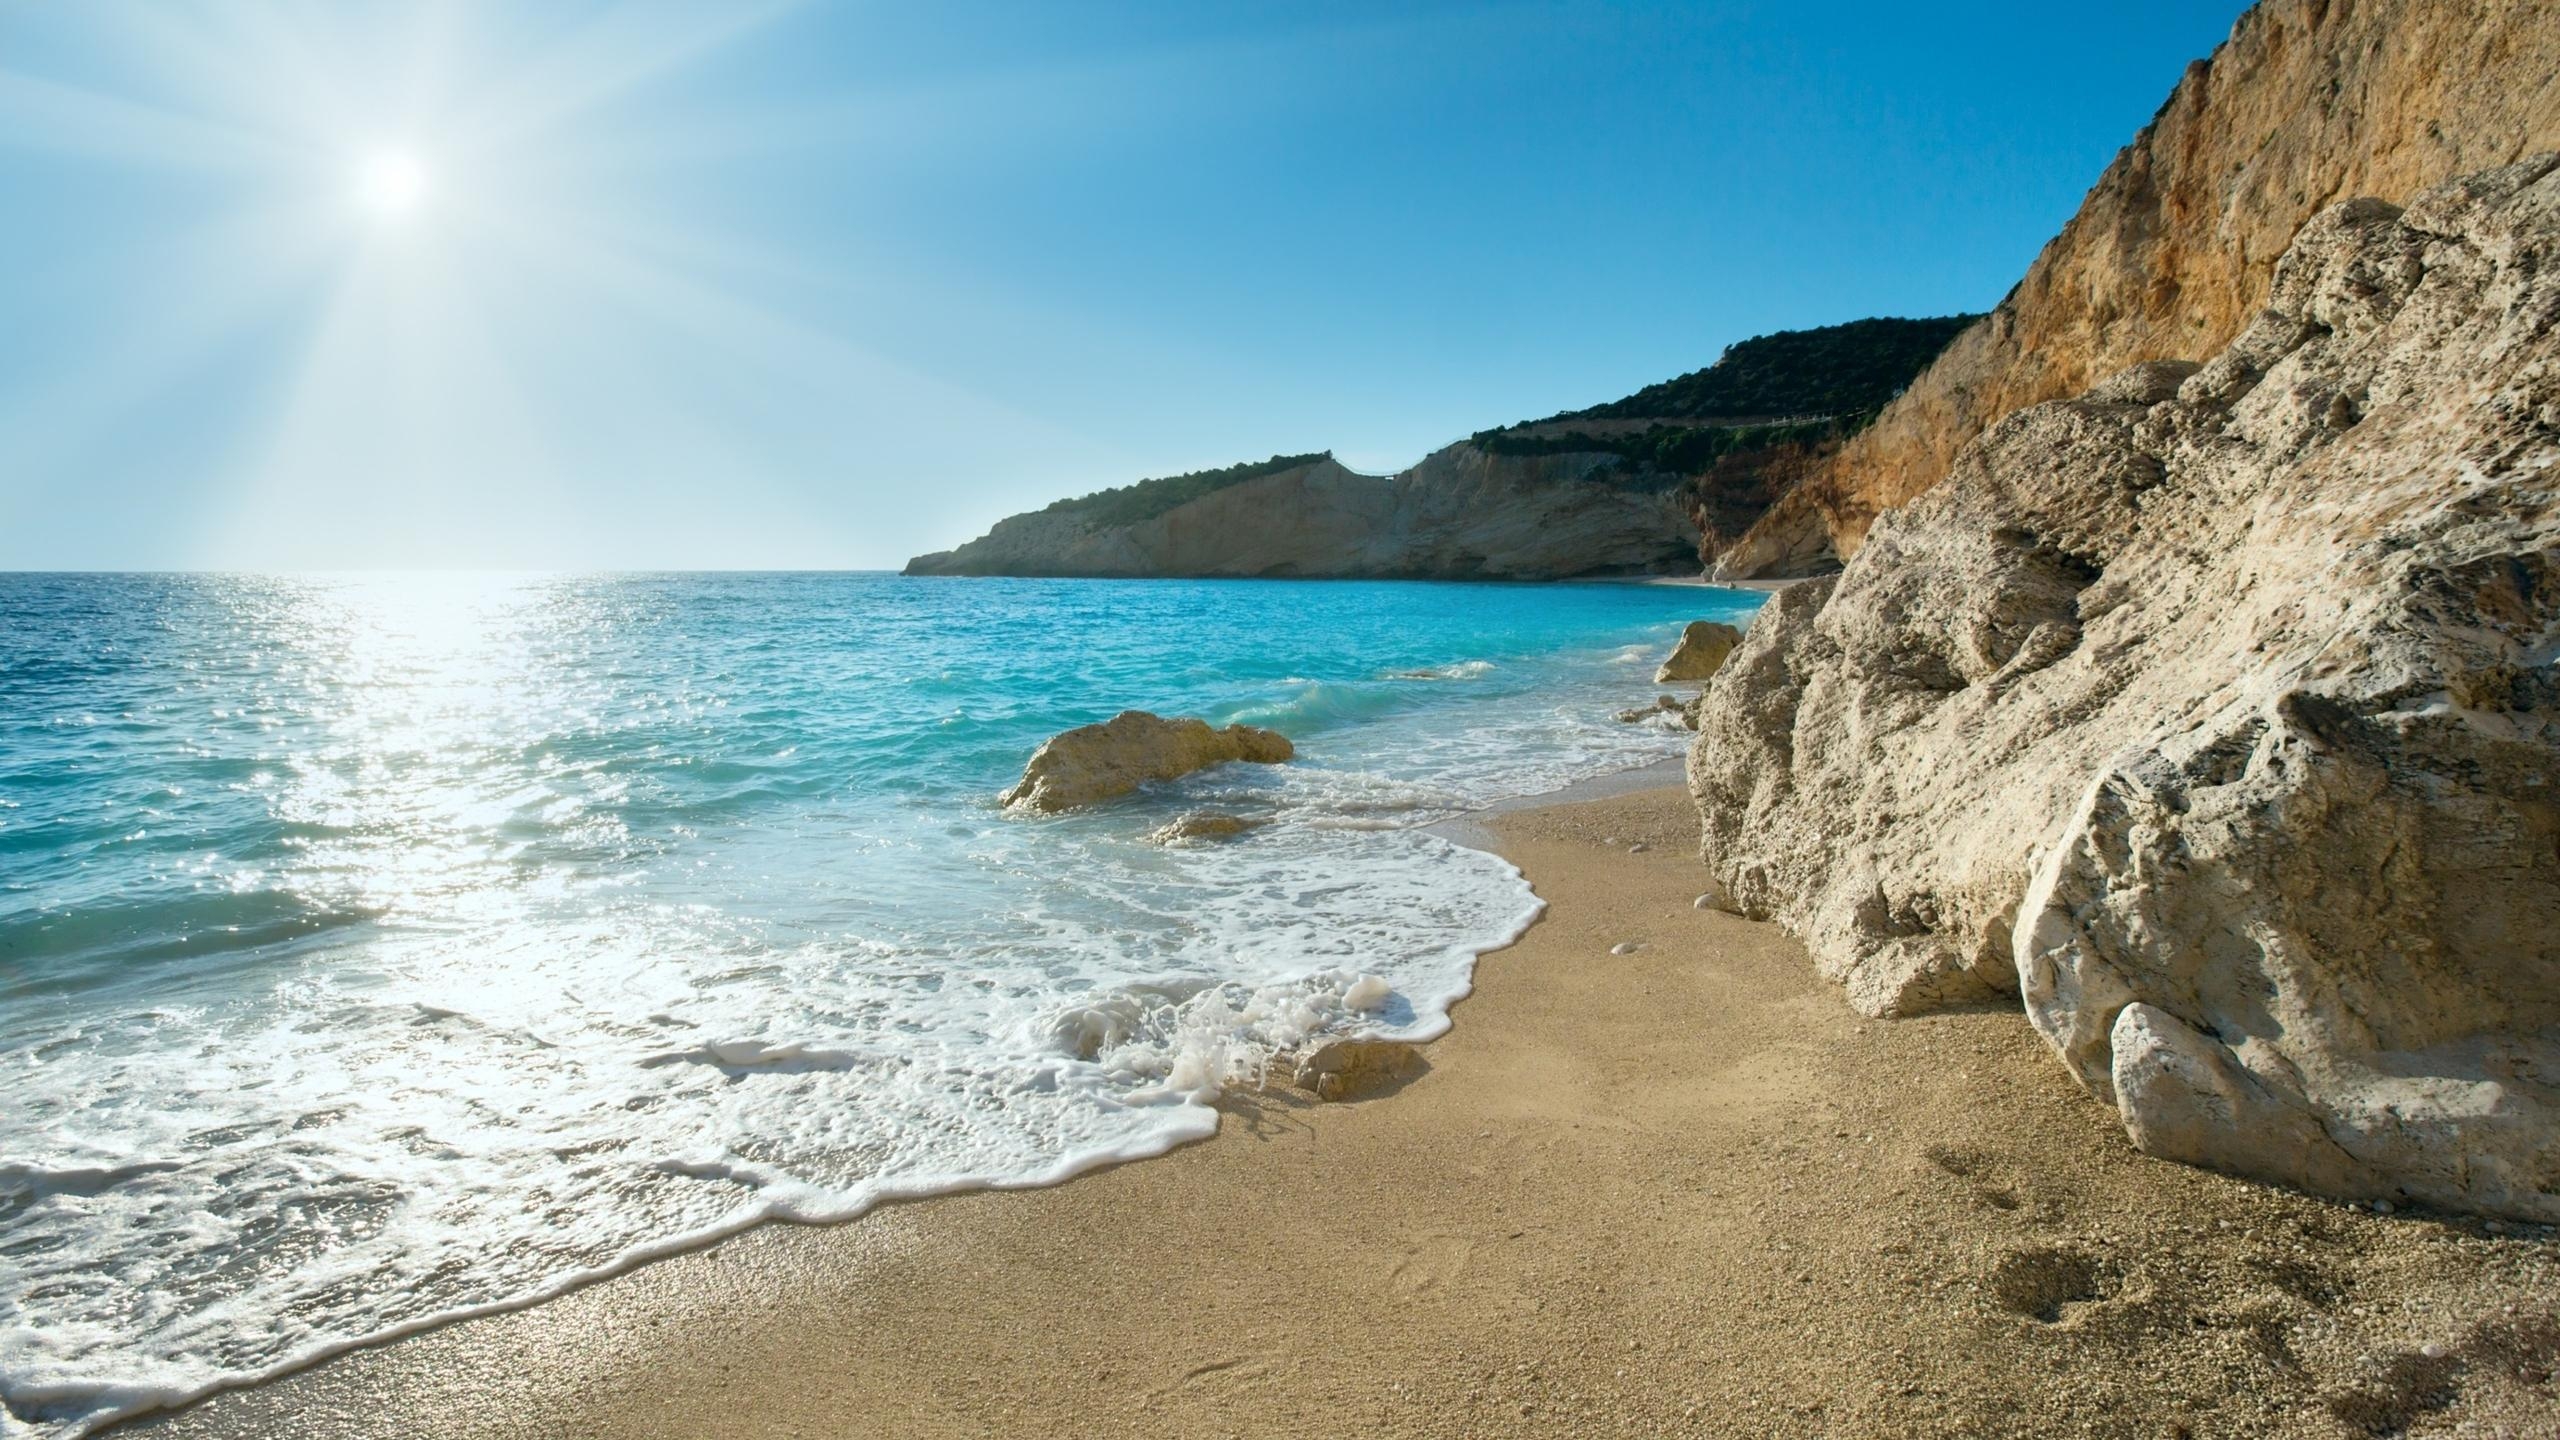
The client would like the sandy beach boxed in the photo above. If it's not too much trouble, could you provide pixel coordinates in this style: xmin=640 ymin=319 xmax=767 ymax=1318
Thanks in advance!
xmin=135 ymin=786 xmax=2560 ymax=1440
xmin=15 ymin=3 xmax=2558 ymax=1436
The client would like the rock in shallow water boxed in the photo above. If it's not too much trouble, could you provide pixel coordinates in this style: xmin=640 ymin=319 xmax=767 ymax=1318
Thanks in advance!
xmin=1293 ymin=1038 xmax=1424 ymax=1102
xmin=1145 ymin=810 xmax=1267 ymax=846
xmin=1000 ymin=711 xmax=1293 ymax=813
xmin=1616 ymin=694 xmax=1687 ymax=723
xmin=1687 ymin=157 xmax=2560 ymax=1221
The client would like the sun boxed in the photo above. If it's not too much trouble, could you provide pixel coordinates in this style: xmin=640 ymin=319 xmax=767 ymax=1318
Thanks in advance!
xmin=356 ymin=149 xmax=431 ymax=219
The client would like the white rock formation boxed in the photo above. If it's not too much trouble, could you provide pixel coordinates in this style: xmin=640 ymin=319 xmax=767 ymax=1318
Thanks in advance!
xmin=1688 ymin=159 xmax=2560 ymax=1219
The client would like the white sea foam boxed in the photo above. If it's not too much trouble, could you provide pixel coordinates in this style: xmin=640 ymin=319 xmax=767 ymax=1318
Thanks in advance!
xmin=0 ymin=825 xmax=1543 ymax=1439
xmin=0 ymin=573 xmax=1755 ymax=1438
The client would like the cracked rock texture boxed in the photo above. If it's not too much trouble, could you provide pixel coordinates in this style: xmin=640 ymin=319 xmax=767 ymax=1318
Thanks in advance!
xmin=1714 ymin=0 xmax=2560 ymax=580
xmin=1689 ymin=159 xmax=2560 ymax=1219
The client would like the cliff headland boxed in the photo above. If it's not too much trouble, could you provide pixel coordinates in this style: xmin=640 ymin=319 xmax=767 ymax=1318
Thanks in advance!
xmin=904 ymin=317 xmax=1974 ymax=580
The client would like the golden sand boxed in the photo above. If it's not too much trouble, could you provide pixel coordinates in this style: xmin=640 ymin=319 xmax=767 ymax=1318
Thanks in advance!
xmin=139 ymin=788 xmax=2559 ymax=1439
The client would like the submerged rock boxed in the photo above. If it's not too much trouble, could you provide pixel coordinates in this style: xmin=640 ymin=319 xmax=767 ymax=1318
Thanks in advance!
xmin=1688 ymin=159 xmax=2560 ymax=1221
xmin=1292 ymin=1038 xmax=1425 ymax=1102
xmin=1145 ymin=810 xmax=1267 ymax=846
xmin=1654 ymin=621 xmax=1743 ymax=683
xmin=1615 ymin=692 xmax=1711 ymax=731
xmin=1002 ymin=711 xmax=1293 ymax=813
xmin=1616 ymin=694 xmax=1687 ymax=723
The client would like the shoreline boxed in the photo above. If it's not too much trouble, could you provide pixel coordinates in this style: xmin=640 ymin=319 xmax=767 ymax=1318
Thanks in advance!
xmin=133 ymin=785 xmax=2560 ymax=1439
xmin=72 ymin=753 xmax=1685 ymax=1435
xmin=1630 ymin=573 xmax=1818 ymax=592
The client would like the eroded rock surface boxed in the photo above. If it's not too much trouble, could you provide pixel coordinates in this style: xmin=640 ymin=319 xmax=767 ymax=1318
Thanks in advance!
xmin=1655 ymin=621 xmax=1743 ymax=684
xmin=1715 ymin=0 xmax=2560 ymax=579
xmin=1001 ymin=711 xmax=1293 ymax=812
xmin=1689 ymin=160 xmax=2560 ymax=1219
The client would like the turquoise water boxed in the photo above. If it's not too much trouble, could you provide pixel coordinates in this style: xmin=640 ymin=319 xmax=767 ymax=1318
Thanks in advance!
xmin=0 ymin=572 xmax=1758 ymax=1435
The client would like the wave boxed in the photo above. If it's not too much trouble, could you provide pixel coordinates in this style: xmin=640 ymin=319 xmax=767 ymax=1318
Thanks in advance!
xmin=1381 ymin=659 xmax=1496 ymax=681
xmin=0 ymin=892 xmax=383 ymax=1003
xmin=1205 ymin=680 xmax=1414 ymax=734
xmin=639 ymin=1038 xmax=877 ymax=1073
xmin=1037 ymin=968 xmax=1397 ymax=1101
xmin=0 ymin=963 xmax=1443 ymax=1434
xmin=0 ymin=572 xmax=1751 ymax=1438
xmin=0 ymin=1159 xmax=183 ymax=1203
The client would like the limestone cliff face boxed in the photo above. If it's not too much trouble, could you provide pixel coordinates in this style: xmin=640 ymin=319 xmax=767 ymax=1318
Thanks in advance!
xmin=1714 ymin=0 xmax=2560 ymax=580
xmin=1690 ymin=160 xmax=2560 ymax=1218
xmin=906 ymin=450 xmax=1696 ymax=580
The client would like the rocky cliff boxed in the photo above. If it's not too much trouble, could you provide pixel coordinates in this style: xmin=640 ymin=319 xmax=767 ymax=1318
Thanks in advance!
xmin=1690 ymin=158 xmax=2560 ymax=1218
xmin=906 ymin=450 xmax=1699 ymax=580
xmin=907 ymin=317 xmax=1971 ymax=581
xmin=1714 ymin=0 xmax=2560 ymax=580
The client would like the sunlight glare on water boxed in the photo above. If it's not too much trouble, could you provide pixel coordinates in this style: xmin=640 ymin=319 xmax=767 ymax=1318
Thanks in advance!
xmin=0 ymin=572 xmax=1760 ymax=1437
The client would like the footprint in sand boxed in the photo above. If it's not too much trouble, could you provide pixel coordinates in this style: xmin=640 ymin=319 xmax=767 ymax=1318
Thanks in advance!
xmin=1153 ymin=1355 xmax=1272 ymax=1400
xmin=1389 ymin=1232 xmax=1480 ymax=1298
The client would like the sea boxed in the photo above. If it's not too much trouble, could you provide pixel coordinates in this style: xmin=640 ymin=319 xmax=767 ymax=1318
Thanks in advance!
xmin=0 ymin=571 xmax=1761 ymax=1436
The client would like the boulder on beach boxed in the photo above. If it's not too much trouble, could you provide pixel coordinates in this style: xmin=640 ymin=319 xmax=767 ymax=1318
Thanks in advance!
xmin=1292 ymin=1037 xmax=1425 ymax=1102
xmin=1145 ymin=810 xmax=1267 ymax=846
xmin=1000 ymin=711 xmax=1294 ymax=813
xmin=1654 ymin=621 xmax=1743 ymax=684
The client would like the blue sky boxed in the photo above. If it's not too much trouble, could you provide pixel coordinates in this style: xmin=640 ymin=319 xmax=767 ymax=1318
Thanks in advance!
xmin=0 ymin=0 xmax=2248 ymax=570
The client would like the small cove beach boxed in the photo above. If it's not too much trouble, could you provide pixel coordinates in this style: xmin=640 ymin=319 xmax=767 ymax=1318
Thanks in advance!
xmin=134 ymin=786 xmax=2560 ymax=1440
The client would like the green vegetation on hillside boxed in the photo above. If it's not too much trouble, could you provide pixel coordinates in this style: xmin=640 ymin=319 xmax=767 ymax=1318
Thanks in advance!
xmin=1543 ymin=314 xmax=1979 ymax=425
xmin=1471 ymin=417 xmax=1847 ymax=476
xmin=1004 ymin=316 xmax=1975 ymax=538
xmin=1040 ymin=452 xmax=1331 ymax=528
xmin=1468 ymin=313 xmax=1978 ymax=487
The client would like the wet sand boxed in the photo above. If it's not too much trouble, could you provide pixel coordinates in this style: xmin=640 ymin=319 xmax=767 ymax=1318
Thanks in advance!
xmin=137 ymin=787 xmax=2560 ymax=1439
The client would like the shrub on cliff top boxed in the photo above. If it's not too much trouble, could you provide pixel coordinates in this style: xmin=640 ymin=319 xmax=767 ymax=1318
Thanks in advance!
xmin=1556 ymin=314 xmax=1979 ymax=424
xmin=1471 ymin=416 xmax=1848 ymax=478
xmin=1041 ymin=452 xmax=1331 ymax=528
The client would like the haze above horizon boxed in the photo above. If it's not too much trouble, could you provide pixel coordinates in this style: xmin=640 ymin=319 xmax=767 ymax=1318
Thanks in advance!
xmin=0 ymin=0 xmax=2247 ymax=570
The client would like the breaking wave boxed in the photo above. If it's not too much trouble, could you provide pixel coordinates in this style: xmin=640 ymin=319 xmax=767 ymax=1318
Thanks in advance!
xmin=0 ymin=571 xmax=1758 ymax=1436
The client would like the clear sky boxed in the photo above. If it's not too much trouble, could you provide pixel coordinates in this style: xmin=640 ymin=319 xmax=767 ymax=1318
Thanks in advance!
xmin=0 ymin=0 xmax=2249 ymax=571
